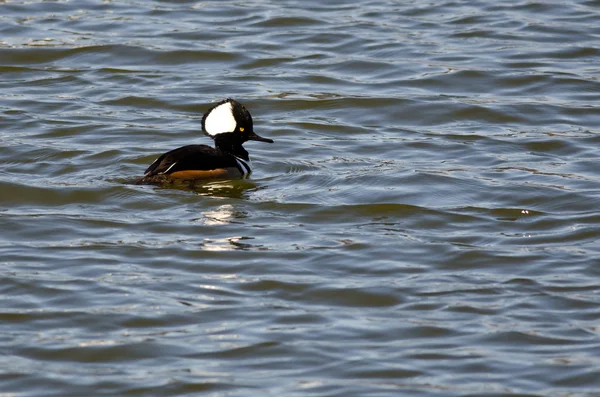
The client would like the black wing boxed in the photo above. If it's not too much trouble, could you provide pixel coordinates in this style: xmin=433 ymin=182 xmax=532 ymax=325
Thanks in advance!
xmin=144 ymin=145 xmax=237 ymax=177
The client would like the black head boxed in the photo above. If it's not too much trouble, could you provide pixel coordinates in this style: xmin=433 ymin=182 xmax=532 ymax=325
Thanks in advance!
xmin=201 ymin=98 xmax=274 ymax=144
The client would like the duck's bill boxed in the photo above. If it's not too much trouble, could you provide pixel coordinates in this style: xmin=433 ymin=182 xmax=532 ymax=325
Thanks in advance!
xmin=248 ymin=132 xmax=274 ymax=143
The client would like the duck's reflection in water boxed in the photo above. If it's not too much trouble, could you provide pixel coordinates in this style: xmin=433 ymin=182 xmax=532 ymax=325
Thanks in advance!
xmin=197 ymin=204 xmax=244 ymax=226
xmin=192 ymin=196 xmax=258 ymax=252
xmin=162 ymin=178 xmax=259 ymax=199
xmin=202 ymin=235 xmax=255 ymax=251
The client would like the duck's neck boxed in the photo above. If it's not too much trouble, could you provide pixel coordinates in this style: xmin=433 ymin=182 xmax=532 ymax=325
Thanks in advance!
xmin=213 ymin=133 xmax=249 ymax=160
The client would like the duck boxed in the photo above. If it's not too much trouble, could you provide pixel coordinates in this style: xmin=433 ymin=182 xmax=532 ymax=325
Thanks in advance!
xmin=136 ymin=98 xmax=273 ymax=184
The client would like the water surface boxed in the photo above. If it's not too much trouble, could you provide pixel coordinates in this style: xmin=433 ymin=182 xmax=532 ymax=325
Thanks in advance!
xmin=1 ymin=1 xmax=600 ymax=396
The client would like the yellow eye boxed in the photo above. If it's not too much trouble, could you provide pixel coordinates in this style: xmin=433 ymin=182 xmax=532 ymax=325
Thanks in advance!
xmin=240 ymin=127 xmax=245 ymax=132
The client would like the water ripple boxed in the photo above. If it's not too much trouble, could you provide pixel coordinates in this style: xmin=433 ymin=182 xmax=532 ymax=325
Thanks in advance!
xmin=2 ymin=1 xmax=600 ymax=396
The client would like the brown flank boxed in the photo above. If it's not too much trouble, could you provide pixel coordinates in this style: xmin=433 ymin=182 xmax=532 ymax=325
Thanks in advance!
xmin=168 ymin=169 xmax=230 ymax=180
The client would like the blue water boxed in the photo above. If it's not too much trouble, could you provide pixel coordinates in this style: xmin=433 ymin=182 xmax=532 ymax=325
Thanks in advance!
xmin=1 ymin=1 xmax=600 ymax=396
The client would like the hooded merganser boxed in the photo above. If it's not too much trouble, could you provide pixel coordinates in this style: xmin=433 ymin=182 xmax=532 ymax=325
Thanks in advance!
xmin=136 ymin=98 xmax=273 ymax=184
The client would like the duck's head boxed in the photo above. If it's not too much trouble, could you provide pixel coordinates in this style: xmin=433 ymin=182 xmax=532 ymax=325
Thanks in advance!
xmin=201 ymin=98 xmax=274 ymax=144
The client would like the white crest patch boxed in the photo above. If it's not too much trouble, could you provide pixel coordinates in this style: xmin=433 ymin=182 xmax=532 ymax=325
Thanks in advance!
xmin=204 ymin=101 xmax=237 ymax=136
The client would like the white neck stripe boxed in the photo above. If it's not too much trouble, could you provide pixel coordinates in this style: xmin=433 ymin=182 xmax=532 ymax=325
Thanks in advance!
xmin=234 ymin=156 xmax=252 ymax=176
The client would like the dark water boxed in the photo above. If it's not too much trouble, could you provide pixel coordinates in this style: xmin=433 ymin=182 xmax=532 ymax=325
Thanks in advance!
xmin=2 ymin=1 xmax=600 ymax=396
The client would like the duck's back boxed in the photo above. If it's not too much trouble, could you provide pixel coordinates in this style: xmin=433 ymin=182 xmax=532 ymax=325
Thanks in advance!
xmin=139 ymin=144 xmax=241 ymax=183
